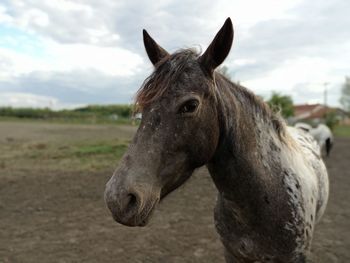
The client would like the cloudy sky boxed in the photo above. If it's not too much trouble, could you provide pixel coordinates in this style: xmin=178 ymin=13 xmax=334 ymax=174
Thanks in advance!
xmin=0 ymin=0 xmax=349 ymax=109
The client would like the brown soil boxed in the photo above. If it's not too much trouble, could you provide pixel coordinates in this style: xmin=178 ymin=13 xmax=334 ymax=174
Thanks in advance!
xmin=0 ymin=122 xmax=349 ymax=262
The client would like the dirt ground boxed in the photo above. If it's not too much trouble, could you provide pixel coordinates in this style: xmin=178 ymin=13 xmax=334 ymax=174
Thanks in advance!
xmin=0 ymin=122 xmax=349 ymax=263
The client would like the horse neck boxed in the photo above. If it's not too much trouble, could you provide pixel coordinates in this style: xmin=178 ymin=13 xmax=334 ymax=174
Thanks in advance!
xmin=207 ymin=75 xmax=286 ymax=199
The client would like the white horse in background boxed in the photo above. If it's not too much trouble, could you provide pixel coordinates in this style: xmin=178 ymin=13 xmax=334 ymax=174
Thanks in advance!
xmin=295 ymin=123 xmax=334 ymax=157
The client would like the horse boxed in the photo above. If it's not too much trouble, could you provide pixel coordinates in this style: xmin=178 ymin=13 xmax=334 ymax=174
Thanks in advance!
xmin=104 ymin=18 xmax=329 ymax=262
xmin=295 ymin=122 xmax=333 ymax=157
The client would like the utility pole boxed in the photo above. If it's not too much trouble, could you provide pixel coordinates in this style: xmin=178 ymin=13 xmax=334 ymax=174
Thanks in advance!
xmin=323 ymin=82 xmax=329 ymax=108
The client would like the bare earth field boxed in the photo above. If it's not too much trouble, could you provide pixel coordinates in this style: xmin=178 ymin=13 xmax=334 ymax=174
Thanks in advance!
xmin=0 ymin=121 xmax=349 ymax=263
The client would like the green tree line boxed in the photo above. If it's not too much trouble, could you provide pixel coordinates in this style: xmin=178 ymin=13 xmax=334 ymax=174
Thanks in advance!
xmin=0 ymin=104 xmax=134 ymax=122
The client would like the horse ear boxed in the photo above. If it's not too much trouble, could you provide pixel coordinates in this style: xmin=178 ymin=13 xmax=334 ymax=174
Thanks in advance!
xmin=199 ymin=18 xmax=234 ymax=75
xmin=143 ymin=29 xmax=169 ymax=66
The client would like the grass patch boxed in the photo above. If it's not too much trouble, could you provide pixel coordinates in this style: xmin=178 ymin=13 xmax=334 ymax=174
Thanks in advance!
xmin=0 ymin=139 xmax=130 ymax=173
xmin=74 ymin=143 xmax=128 ymax=159
xmin=0 ymin=122 xmax=136 ymax=174
xmin=0 ymin=116 xmax=135 ymax=125
xmin=334 ymin=125 xmax=350 ymax=138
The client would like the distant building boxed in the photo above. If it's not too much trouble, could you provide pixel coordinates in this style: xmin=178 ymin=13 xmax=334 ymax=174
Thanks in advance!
xmin=292 ymin=104 xmax=349 ymax=125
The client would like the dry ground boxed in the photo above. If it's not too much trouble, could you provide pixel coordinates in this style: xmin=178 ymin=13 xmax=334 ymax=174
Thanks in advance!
xmin=0 ymin=121 xmax=349 ymax=263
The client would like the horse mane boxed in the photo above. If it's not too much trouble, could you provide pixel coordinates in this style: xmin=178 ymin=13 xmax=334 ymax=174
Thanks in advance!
xmin=135 ymin=49 xmax=200 ymax=112
xmin=215 ymin=74 xmax=287 ymax=140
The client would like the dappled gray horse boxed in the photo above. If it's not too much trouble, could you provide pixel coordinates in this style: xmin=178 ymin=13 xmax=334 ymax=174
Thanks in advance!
xmin=105 ymin=18 xmax=329 ymax=262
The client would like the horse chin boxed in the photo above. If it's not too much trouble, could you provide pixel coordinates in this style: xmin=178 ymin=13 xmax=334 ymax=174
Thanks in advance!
xmin=113 ymin=198 xmax=159 ymax=227
xmin=135 ymin=202 xmax=158 ymax=227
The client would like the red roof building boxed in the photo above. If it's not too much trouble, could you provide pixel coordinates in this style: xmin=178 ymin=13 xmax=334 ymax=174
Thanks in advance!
xmin=294 ymin=104 xmax=331 ymax=120
xmin=293 ymin=104 xmax=349 ymax=124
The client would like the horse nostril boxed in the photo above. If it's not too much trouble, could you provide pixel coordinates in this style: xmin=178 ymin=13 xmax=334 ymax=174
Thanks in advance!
xmin=124 ymin=193 xmax=139 ymax=212
xmin=127 ymin=193 xmax=137 ymax=206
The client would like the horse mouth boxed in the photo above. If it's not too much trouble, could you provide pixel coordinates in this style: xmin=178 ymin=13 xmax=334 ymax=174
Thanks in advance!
xmin=112 ymin=198 xmax=159 ymax=227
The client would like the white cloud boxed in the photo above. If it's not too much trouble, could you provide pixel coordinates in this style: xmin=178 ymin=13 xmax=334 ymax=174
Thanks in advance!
xmin=242 ymin=57 xmax=345 ymax=106
xmin=0 ymin=0 xmax=349 ymax=108
xmin=0 ymin=92 xmax=82 ymax=109
xmin=0 ymin=39 xmax=144 ymax=81
xmin=232 ymin=58 xmax=256 ymax=66
xmin=243 ymin=57 xmax=331 ymax=92
xmin=45 ymin=40 xmax=144 ymax=76
xmin=0 ymin=47 xmax=50 ymax=79
xmin=211 ymin=0 xmax=302 ymax=27
xmin=0 ymin=5 xmax=12 ymax=24
xmin=19 ymin=8 xmax=50 ymax=28
xmin=44 ymin=0 xmax=93 ymax=13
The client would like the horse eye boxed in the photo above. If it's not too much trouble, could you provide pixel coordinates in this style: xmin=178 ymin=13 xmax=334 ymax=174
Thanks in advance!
xmin=178 ymin=99 xmax=199 ymax=115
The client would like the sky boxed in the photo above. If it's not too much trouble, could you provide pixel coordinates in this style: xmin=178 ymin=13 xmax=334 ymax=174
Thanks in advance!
xmin=0 ymin=0 xmax=349 ymax=109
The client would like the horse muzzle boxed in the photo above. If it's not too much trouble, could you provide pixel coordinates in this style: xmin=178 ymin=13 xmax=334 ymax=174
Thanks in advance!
xmin=104 ymin=178 xmax=160 ymax=227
